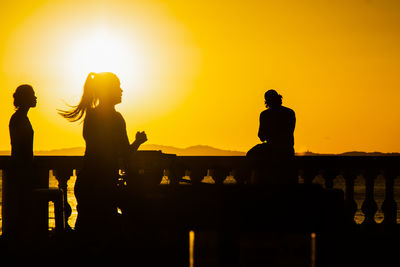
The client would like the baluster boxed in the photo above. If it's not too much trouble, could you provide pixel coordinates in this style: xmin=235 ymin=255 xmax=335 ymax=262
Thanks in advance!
xmin=232 ymin=168 xmax=249 ymax=184
xmin=342 ymin=170 xmax=358 ymax=225
xmin=31 ymin=167 xmax=51 ymax=236
xmin=223 ymin=170 xmax=237 ymax=184
xmin=161 ymin=155 xmax=177 ymax=185
xmin=36 ymin=166 xmax=50 ymax=188
xmin=168 ymin=164 xmax=186 ymax=185
xmin=301 ymin=168 xmax=318 ymax=184
xmin=322 ymin=169 xmax=339 ymax=190
xmin=297 ymin=169 xmax=305 ymax=184
xmin=381 ymin=169 xmax=397 ymax=227
xmin=312 ymin=173 xmax=325 ymax=187
xmin=210 ymin=167 xmax=228 ymax=185
xmin=246 ymin=158 xmax=263 ymax=184
xmin=190 ymin=168 xmax=207 ymax=185
xmin=161 ymin=169 xmax=171 ymax=184
xmin=53 ymin=168 xmax=73 ymax=230
xmin=232 ymin=160 xmax=250 ymax=184
xmin=361 ymin=170 xmax=378 ymax=227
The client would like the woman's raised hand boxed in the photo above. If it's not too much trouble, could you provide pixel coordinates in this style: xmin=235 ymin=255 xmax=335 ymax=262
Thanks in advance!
xmin=135 ymin=131 xmax=148 ymax=144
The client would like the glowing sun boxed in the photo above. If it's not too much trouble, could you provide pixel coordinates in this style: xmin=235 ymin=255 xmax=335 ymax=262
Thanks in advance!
xmin=67 ymin=27 xmax=149 ymax=91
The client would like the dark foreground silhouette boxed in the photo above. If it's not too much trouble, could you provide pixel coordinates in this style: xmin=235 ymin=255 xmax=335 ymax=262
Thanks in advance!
xmin=247 ymin=89 xmax=297 ymax=184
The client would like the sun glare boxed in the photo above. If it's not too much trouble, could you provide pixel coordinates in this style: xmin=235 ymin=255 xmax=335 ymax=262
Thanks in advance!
xmin=67 ymin=27 xmax=149 ymax=97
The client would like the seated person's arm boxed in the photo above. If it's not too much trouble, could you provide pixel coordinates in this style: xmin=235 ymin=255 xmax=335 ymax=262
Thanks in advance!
xmin=258 ymin=113 xmax=268 ymax=142
xmin=290 ymin=110 xmax=296 ymax=132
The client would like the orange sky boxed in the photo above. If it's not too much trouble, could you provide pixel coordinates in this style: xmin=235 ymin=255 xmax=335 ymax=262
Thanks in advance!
xmin=0 ymin=0 xmax=399 ymax=154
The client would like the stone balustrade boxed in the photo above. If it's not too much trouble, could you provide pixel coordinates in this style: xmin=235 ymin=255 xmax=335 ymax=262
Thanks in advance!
xmin=1 ymin=153 xmax=399 ymax=232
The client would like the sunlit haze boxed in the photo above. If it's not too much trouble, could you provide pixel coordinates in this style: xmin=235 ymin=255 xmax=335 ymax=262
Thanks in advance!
xmin=1 ymin=0 xmax=399 ymax=154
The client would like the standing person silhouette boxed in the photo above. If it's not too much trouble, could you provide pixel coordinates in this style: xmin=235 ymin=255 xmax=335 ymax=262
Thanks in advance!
xmin=247 ymin=89 xmax=296 ymax=184
xmin=59 ymin=72 xmax=147 ymax=235
xmin=4 ymin=84 xmax=37 ymax=240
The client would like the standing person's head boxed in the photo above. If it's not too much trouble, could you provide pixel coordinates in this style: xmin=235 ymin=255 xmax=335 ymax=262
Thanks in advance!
xmin=264 ymin=89 xmax=282 ymax=108
xmin=13 ymin=84 xmax=37 ymax=110
xmin=59 ymin=72 xmax=122 ymax=122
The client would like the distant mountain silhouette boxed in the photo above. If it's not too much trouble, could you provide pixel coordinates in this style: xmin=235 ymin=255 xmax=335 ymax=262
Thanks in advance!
xmin=0 ymin=147 xmax=85 ymax=156
xmin=0 ymin=146 xmax=398 ymax=156
xmin=0 ymin=144 xmax=246 ymax=156
xmin=298 ymin=151 xmax=400 ymax=156
xmin=338 ymin=151 xmax=400 ymax=156
xmin=36 ymin=147 xmax=85 ymax=155
xmin=140 ymin=144 xmax=246 ymax=156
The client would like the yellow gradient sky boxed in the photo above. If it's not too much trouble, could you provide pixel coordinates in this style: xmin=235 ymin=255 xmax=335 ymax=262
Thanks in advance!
xmin=0 ymin=0 xmax=399 ymax=154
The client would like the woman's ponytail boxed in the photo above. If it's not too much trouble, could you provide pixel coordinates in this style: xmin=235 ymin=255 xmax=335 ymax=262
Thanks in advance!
xmin=58 ymin=72 xmax=98 ymax=122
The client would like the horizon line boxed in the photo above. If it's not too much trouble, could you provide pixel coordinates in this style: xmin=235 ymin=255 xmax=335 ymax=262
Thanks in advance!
xmin=0 ymin=144 xmax=399 ymax=156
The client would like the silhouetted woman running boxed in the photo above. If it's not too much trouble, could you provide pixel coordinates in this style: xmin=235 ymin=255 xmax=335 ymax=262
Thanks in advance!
xmin=59 ymin=72 xmax=147 ymax=234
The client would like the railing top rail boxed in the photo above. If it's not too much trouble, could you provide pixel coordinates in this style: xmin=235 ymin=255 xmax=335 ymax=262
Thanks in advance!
xmin=0 ymin=154 xmax=398 ymax=170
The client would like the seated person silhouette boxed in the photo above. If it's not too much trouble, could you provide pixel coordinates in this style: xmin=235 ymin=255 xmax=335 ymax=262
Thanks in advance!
xmin=4 ymin=84 xmax=37 ymax=239
xmin=59 ymin=72 xmax=147 ymax=237
xmin=247 ymin=89 xmax=296 ymax=184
